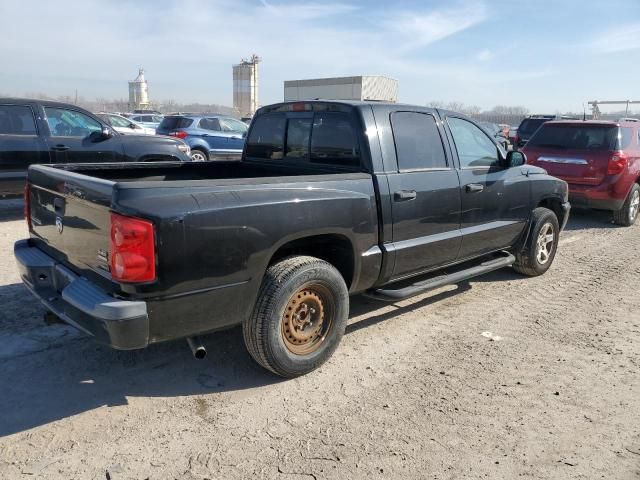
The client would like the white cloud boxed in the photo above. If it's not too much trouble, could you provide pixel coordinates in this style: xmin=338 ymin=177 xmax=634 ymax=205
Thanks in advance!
xmin=589 ymin=23 xmax=640 ymax=53
xmin=475 ymin=49 xmax=493 ymax=62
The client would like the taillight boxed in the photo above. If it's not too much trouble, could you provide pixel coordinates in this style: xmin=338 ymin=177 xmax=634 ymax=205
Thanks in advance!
xmin=109 ymin=213 xmax=156 ymax=283
xmin=170 ymin=131 xmax=188 ymax=139
xmin=607 ymin=151 xmax=627 ymax=175
xmin=24 ymin=183 xmax=32 ymax=231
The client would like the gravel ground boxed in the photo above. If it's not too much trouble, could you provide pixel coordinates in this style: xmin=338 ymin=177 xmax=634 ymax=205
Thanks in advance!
xmin=0 ymin=199 xmax=639 ymax=479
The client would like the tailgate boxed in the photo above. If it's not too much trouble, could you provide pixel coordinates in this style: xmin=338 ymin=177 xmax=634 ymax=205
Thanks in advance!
xmin=27 ymin=165 xmax=115 ymax=281
xmin=527 ymin=148 xmax=611 ymax=186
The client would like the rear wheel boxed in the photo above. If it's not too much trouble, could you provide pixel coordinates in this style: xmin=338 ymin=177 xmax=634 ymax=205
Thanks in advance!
xmin=243 ymin=256 xmax=348 ymax=378
xmin=613 ymin=183 xmax=640 ymax=226
xmin=190 ymin=148 xmax=209 ymax=162
xmin=513 ymin=207 xmax=560 ymax=276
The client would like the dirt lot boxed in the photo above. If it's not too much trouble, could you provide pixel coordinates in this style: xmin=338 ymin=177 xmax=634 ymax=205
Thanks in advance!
xmin=0 ymin=199 xmax=639 ymax=480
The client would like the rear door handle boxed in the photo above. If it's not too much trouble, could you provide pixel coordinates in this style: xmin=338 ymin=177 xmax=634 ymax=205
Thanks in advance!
xmin=51 ymin=144 xmax=70 ymax=151
xmin=394 ymin=190 xmax=417 ymax=201
xmin=466 ymin=183 xmax=484 ymax=193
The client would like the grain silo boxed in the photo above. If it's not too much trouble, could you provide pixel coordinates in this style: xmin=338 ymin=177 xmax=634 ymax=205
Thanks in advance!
xmin=128 ymin=68 xmax=150 ymax=111
xmin=233 ymin=55 xmax=260 ymax=118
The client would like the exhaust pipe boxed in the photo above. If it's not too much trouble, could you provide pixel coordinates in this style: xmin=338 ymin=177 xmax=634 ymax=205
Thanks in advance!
xmin=187 ymin=337 xmax=207 ymax=359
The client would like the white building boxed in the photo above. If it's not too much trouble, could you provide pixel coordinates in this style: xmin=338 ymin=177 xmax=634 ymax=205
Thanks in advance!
xmin=283 ymin=75 xmax=398 ymax=103
xmin=233 ymin=55 xmax=260 ymax=118
xmin=128 ymin=68 xmax=150 ymax=110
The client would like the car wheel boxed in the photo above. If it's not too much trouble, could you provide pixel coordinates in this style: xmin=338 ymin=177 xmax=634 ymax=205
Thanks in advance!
xmin=613 ymin=183 xmax=640 ymax=227
xmin=513 ymin=207 xmax=560 ymax=276
xmin=243 ymin=256 xmax=348 ymax=378
xmin=190 ymin=148 xmax=209 ymax=162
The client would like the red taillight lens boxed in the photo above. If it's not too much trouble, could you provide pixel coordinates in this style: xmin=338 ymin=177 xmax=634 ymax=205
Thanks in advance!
xmin=24 ymin=183 xmax=32 ymax=231
xmin=109 ymin=213 xmax=155 ymax=283
xmin=607 ymin=151 xmax=627 ymax=175
xmin=170 ymin=131 xmax=188 ymax=139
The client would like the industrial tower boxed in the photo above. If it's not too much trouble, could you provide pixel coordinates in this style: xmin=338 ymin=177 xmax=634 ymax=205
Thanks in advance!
xmin=128 ymin=68 xmax=150 ymax=111
xmin=233 ymin=54 xmax=260 ymax=118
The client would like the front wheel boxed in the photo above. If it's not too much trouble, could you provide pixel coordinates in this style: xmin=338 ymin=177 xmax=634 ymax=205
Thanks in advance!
xmin=513 ymin=207 xmax=560 ymax=276
xmin=243 ymin=256 xmax=349 ymax=378
xmin=613 ymin=183 xmax=640 ymax=226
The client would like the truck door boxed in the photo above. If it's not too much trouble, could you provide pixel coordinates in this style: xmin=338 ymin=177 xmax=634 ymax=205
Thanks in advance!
xmin=444 ymin=115 xmax=530 ymax=259
xmin=43 ymin=106 xmax=118 ymax=164
xmin=0 ymin=103 xmax=49 ymax=196
xmin=385 ymin=110 xmax=462 ymax=280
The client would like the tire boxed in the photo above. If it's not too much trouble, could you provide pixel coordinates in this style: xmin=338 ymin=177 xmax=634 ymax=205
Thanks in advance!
xmin=513 ymin=207 xmax=560 ymax=276
xmin=243 ymin=256 xmax=349 ymax=378
xmin=613 ymin=183 xmax=640 ymax=227
xmin=190 ymin=148 xmax=209 ymax=162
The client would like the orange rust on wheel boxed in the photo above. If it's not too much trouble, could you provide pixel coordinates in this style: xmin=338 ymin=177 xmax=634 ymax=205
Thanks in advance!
xmin=281 ymin=285 xmax=332 ymax=355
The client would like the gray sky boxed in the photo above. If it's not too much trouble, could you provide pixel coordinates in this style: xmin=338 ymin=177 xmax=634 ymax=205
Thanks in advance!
xmin=1 ymin=0 xmax=639 ymax=112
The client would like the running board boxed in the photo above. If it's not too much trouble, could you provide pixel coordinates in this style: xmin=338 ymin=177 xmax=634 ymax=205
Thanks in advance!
xmin=365 ymin=252 xmax=516 ymax=302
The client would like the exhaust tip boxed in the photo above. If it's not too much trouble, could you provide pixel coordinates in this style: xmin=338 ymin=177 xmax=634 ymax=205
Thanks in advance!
xmin=187 ymin=337 xmax=207 ymax=360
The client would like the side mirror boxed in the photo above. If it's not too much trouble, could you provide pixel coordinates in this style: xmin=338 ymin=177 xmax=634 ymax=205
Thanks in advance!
xmin=506 ymin=150 xmax=526 ymax=168
xmin=130 ymin=123 xmax=139 ymax=129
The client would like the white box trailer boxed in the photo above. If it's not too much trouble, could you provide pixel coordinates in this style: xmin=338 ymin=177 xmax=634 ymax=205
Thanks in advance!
xmin=284 ymin=75 xmax=398 ymax=103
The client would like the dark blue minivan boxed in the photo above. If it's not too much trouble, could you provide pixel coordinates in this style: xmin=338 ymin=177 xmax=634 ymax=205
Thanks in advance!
xmin=156 ymin=114 xmax=248 ymax=161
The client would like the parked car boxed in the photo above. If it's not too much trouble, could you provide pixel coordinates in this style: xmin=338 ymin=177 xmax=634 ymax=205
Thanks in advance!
xmin=0 ymin=98 xmax=191 ymax=197
xmin=97 ymin=113 xmax=156 ymax=135
xmin=15 ymin=100 xmax=569 ymax=377
xmin=523 ymin=119 xmax=640 ymax=226
xmin=479 ymin=121 xmax=510 ymax=150
xmin=515 ymin=115 xmax=556 ymax=148
xmin=156 ymin=114 xmax=248 ymax=161
xmin=127 ymin=114 xmax=164 ymax=130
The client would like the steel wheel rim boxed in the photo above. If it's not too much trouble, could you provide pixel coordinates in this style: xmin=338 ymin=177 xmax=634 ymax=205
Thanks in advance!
xmin=281 ymin=283 xmax=334 ymax=355
xmin=629 ymin=189 xmax=640 ymax=222
xmin=536 ymin=222 xmax=554 ymax=265
xmin=191 ymin=151 xmax=206 ymax=162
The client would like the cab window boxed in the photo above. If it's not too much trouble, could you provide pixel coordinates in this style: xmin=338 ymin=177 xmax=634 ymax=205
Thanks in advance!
xmin=447 ymin=117 xmax=499 ymax=168
xmin=45 ymin=108 xmax=102 ymax=138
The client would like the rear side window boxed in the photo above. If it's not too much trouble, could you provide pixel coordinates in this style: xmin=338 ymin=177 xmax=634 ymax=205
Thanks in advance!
xmin=158 ymin=117 xmax=193 ymax=130
xmin=527 ymin=125 xmax=619 ymax=150
xmin=391 ymin=112 xmax=447 ymax=170
xmin=245 ymin=113 xmax=286 ymax=159
xmin=199 ymin=118 xmax=221 ymax=131
xmin=0 ymin=105 xmax=37 ymax=135
xmin=310 ymin=112 xmax=359 ymax=166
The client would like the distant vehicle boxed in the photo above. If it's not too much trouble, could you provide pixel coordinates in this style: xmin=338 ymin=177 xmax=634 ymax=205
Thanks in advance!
xmin=132 ymin=109 xmax=162 ymax=115
xmin=241 ymin=117 xmax=253 ymax=124
xmin=523 ymin=119 xmax=640 ymax=226
xmin=15 ymin=100 xmax=569 ymax=377
xmin=128 ymin=114 xmax=164 ymax=130
xmin=515 ymin=115 xmax=556 ymax=148
xmin=479 ymin=121 xmax=510 ymax=150
xmin=156 ymin=114 xmax=248 ymax=161
xmin=0 ymin=98 xmax=191 ymax=197
xmin=97 ymin=113 xmax=156 ymax=135
xmin=508 ymin=125 xmax=518 ymax=144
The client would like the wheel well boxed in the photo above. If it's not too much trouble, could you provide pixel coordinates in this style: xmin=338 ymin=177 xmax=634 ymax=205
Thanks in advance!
xmin=269 ymin=235 xmax=355 ymax=288
xmin=538 ymin=197 xmax=564 ymax=224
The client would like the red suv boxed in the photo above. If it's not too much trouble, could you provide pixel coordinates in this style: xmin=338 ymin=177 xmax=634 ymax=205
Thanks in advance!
xmin=523 ymin=120 xmax=640 ymax=226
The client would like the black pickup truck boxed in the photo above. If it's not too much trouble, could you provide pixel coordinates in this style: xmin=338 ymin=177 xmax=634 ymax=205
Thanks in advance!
xmin=0 ymin=98 xmax=191 ymax=197
xmin=15 ymin=101 xmax=570 ymax=377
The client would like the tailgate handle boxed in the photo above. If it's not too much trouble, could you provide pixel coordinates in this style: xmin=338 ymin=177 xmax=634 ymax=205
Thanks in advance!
xmin=394 ymin=190 xmax=417 ymax=201
xmin=54 ymin=197 xmax=65 ymax=215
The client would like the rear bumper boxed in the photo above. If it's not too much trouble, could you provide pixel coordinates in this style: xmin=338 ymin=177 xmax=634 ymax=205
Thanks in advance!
xmin=14 ymin=239 xmax=149 ymax=350
xmin=568 ymin=194 xmax=624 ymax=211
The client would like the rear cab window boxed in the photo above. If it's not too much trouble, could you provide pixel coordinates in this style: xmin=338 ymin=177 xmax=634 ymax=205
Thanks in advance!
xmin=0 ymin=104 xmax=37 ymax=135
xmin=245 ymin=109 xmax=360 ymax=168
xmin=527 ymin=124 xmax=620 ymax=150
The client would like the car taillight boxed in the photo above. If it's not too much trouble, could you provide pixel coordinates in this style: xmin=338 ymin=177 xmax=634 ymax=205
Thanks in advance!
xmin=24 ymin=183 xmax=32 ymax=231
xmin=170 ymin=131 xmax=188 ymax=139
xmin=607 ymin=151 xmax=627 ymax=175
xmin=109 ymin=213 xmax=156 ymax=283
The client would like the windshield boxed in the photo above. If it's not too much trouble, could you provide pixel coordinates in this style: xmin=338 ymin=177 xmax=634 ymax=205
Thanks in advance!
xmin=518 ymin=118 xmax=549 ymax=135
xmin=527 ymin=124 xmax=619 ymax=150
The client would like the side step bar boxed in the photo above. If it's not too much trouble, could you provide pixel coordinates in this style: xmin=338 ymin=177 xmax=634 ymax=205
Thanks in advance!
xmin=365 ymin=252 xmax=516 ymax=302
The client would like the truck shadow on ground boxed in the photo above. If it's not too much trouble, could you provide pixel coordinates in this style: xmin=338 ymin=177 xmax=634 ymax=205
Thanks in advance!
xmin=0 ymin=198 xmax=24 ymax=222
xmin=563 ymin=208 xmax=618 ymax=231
xmin=0 ymin=278 xmax=480 ymax=437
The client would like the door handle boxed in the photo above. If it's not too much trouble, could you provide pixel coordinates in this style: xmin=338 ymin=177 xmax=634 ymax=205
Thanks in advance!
xmin=466 ymin=183 xmax=484 ymax=193
xmin=394 ymin=190 xmax=417 ymax=201
xmin=51 ymin=144 xmax=70 ymax=151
